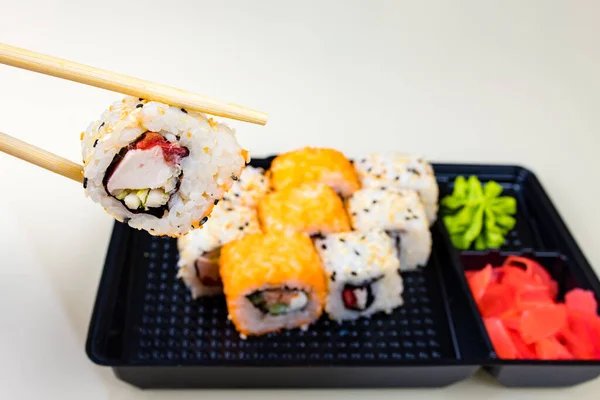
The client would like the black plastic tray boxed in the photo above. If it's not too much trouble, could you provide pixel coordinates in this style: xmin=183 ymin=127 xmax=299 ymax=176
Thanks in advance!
xmin=86 ymin=159 xmax=600 ymax=389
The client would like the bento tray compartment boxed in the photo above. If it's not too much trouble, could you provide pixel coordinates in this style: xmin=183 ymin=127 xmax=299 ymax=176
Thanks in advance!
xmin=129 ymin=231 xmax=454 ymax=366
xmin=459 ymin=250 xmax=600 ymax=387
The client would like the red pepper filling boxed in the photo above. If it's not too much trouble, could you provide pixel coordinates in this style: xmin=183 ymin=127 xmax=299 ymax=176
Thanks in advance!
xmin=135 ymin=132 xmax=190 ymax=165
xmin=342 ymin=288 xmax=357 ymax=308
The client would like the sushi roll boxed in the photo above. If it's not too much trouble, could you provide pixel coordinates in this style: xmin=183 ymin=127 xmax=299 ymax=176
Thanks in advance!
xmin=354 ymin=153 xmax=439 ymax=224
xmin=177 ymin=202 xmax=261 ymax=298
xmin=347 ymin=188 xmax=432 ymax=270
xmin=268 ymin=147 xmax=360 ymax=197
xmin=220 ymin=230 xmax=327 ymax=337
xmin=221 ymin=165 xmax=270 ymax=208
xmin=314 ymin=230 xmax=403 ymax=321
xmin=258 ymin=182 xmax=351 ymax=235
xmin=81 ymin=96 xmax=248 ymax=237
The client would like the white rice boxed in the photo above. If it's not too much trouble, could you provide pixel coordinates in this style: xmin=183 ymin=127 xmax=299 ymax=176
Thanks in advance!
xmin=347 ymin=188 xmax=432 ymax=270
xmin=221 ymin=165 xmax=270 ymax=208
xmin=81 ymin=96 xmax=248 ymax=237
xmin=177 ymin=202 xmax=261 ymax=298
xmin=353 ymin=153 xmax=439 ymax=224
xmin=314 ymin=230 xmax=404 ymax=321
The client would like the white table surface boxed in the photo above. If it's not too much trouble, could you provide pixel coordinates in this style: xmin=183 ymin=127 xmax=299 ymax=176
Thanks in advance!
xmin=1 ymin=0 xmax=599 ymax=398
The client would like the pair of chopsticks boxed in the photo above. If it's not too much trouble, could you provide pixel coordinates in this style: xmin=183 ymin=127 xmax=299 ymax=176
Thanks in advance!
xmin=0 ymin=42 xmax=268 ymax=183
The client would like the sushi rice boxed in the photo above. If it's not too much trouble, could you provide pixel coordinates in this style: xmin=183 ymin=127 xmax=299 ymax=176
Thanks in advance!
xmin=314 ymin=230 xmax=404 ymax=321
xmin=347 ymin=188 xmax=432 ymax=270
xmin=221 ymin=165 xmax=270 ymax=208
xmin=81 ymin=96 xmax=248 ymax=237
xmin=177 ymin=201 xmax=261 ymax=298
xmin=353 ymin=153 xmax=439 ymax=224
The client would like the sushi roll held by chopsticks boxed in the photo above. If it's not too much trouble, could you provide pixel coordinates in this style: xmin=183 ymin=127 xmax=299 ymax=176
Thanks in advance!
xmin=0 ymin=42 xmax=267 ymax=237
xmin=82 ymin=97 xmax=248 ymax=237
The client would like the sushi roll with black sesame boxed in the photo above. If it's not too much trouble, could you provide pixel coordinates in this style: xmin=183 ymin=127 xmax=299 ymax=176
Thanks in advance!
xmin=354 ymin=153 xmax=438 ymax=224
xmin=347 ymin=188 xmax=432 ymax=271
xmin=81 ymin=96 xmax=248 ymax=237
xmin=221 ymin=165 xmax=270 ymax=207
xmin=314 ymin=230 xmax=403 ymax=322
xmin=177 ymin=201 xmax=261 ymax=298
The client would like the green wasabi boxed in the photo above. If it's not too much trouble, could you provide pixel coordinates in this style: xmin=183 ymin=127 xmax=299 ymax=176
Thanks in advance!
xmin=441 ymin=175 xmax=517 ymax=250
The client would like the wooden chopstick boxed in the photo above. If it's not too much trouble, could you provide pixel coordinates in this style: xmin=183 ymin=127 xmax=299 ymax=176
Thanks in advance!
xmin=0 ymin=132 xmax=83 ymax=183
xmin=0 ymin=42 xmax=268 ymax=125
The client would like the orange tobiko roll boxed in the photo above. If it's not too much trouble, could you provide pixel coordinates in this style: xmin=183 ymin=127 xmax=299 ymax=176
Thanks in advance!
xmin=268 ymin=147 xmax=360 ymax=197
xmin=220 ymin=230 xmax=327 ymax=337
xmin=258 ymin=182 xmax=351 ymax=235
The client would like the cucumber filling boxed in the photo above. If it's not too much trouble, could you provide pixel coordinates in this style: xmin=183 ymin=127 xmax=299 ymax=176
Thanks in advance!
xmin=247 ymin=288 xmax=309 ymax=316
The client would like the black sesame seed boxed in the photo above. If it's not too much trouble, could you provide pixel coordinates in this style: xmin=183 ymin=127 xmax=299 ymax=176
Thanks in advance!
xmin=351 ymin=212 xmax=357 ymax=216
xmin=176 ymin=135 xmax=181 ymax=140
xmin=349 ymin=159 xmax=354 ymax=164
xmin=360 ymin=158 xmax=366 ymax=163
xmin=181 ymin=108 xmax=188 ymax=113
xmin=139 ymin=98 xmax=143 ymax=101
xmin=351 ymin=271 xmax=357 ymax=276
xmin=83 ymin=177 xmax=88 ymax=188
xmin=321 ymin=244 xmax=327 ymax=250
xmin=372 ymin=199 xmax=378 ymax=204
xmin=93 ymin=139 xmax=99 ymax=147
xmin=404 ymin=216 xmax=411 ymax=221
xmin=238 ymin=226 xmax=244 ymax=231
xmin=99 ymin=122 xmax=105 ymax=129
xmin=312 ymin=233 xmax=325 ymax=240
xmin=214 ymin=199 xmax=219 ymax=205
xmin=394 ymin=176 xmax=400 ymax=181
xmin=136 ymin=104 xmax=143 ymax=108
xmin=199 ymin=216 xmax=209 ymax=225
xmin=331 ymin=272 xmax=336 ymax=282
xmin=354 ymin=250 xmax=361 ymax=256
xmin=245 ymin=222 xmax=250 ymax=226
xmin=231 ymin=174 xmax=239 ymax=181
xmin=226 ymin=208 xmax=234 ymax=212
xmin=363 ymin=208 xmax=370 ymax=213
xmin=361 ymin=235 xmax=366 ymax=240
xmin=234 ymin=193 xmax=240 ymax=197
xmin=367 ymin=167 xmax=372 ymax=173
xmin=339 ymin=238 xmax=346 ymax=243
xmin=380 ymin=186 xmax=387 ymax=191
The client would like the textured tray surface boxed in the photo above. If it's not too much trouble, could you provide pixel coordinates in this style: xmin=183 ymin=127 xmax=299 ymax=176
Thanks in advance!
xmin=128 ymin=231 xmax=456 ymax=366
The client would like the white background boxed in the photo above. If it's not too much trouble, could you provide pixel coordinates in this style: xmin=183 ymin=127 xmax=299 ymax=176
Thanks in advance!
xmin=1 ymin=0 xmax=599 ymax=398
